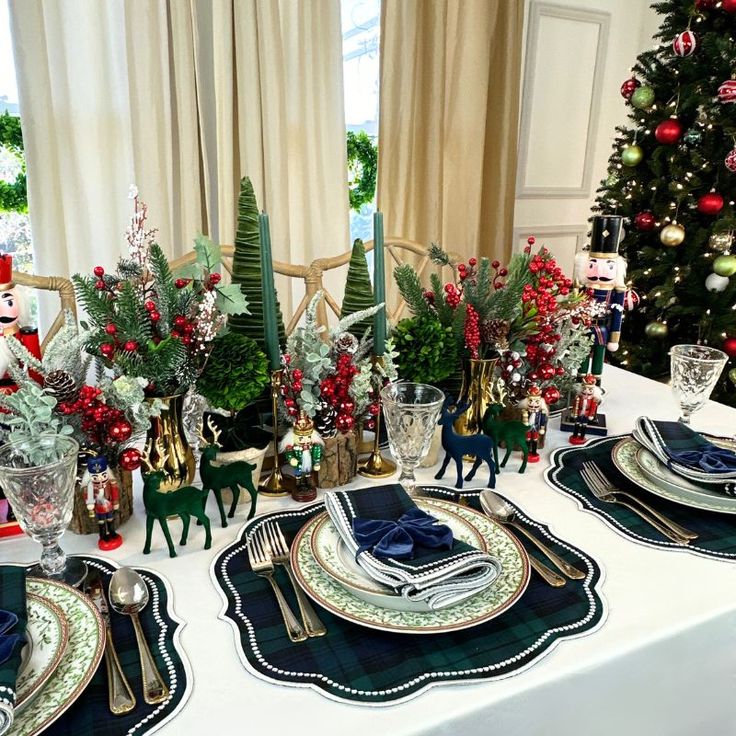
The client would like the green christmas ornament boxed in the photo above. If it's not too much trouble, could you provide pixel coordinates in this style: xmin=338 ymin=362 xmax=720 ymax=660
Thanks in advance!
xmin=621 ymin=144 xmax=644 ymax=166
xmin=683 ymin=129 xmax=703 ymax=145
xmin=631 ymin=85 xmax=655 ymax=109
xmin=713 ymin=254 xmax=736 ymax=277
xmin=729 ymin=368 xmax=736 ymax=387
xmin=645 ymin=321 xmax=669 ymax=339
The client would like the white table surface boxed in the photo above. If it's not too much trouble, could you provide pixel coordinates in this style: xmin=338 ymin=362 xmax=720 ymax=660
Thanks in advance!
xmin=4 ymin=365 xmax=736 ymax=736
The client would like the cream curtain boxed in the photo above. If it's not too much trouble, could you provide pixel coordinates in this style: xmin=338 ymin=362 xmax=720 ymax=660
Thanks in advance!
xmin=377 ymin=0 xmax=523 ymax=266
xmin=9 ymin=0 xmax=349 ymax=324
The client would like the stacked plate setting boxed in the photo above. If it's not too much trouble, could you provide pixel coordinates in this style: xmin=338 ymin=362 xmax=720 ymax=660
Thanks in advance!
xmin=11 ymin=577 xmax=105 ymax=736
xmin=289 ymin=497 xmax=531 ymax=634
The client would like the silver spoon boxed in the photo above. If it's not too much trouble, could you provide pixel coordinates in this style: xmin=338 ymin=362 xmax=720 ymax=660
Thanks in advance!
xmin=480 ymin=490 xmax=586 ymax=581
xmin=109 ymin=567 xmax=170 ymax=705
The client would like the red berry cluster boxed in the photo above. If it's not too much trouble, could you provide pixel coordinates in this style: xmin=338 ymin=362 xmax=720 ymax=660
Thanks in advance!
xmin=318 ymin=354 xmax=361 ymax=433
xmin=171 ymin=314 xmax=197 ymax=345
xmin=464 ymin=304 xmax=481 ymax=359
xmin=280 ymin=359 xmax=304 ymax=420
xmin=490 ymin=260 xmax=509 ymax=290
xmin=443 ymin=283 xmax=462 ymax=308
xmin=58 ymin=385 xmax=133 ymax=450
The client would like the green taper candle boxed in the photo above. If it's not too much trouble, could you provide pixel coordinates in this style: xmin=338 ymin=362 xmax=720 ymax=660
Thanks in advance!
xmin=373 ymin=211 xmax=386 ymax=355
xmin=259 ymin=212 xmax=281 ymax=372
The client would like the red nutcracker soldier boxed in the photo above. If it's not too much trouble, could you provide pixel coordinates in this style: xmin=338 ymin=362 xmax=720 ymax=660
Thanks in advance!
xmin=520 ymin=385 xmax=549 ymax=463
xmin=82 ymin=456 xmax=123 ymax=550
xmin=569 ymin=375 xmax=602 ymax=445
xmin=0 ymin=254 xmax=42 ymax=394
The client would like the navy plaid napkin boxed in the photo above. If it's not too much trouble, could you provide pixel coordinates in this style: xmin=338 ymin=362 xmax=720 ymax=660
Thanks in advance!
xmin=0 ymin=566 xmax=26 ymax=736
xmin=633 ymin=417 xmax=736 ymax=492
xmin=324 ymin=485 xmax=501 ymax=609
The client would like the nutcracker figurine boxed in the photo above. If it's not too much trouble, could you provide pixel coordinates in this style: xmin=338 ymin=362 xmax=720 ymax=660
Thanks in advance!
xmin=519 ymin=385 xmax=549 ymax=463
xmin=81 ymin=456 xmax=123 ymax=550
xmin=281 ymin=411 xmax=324 ymax=502
xmin=568 ymin=374 xmax=602 ymax=445
xmin=0 ymin=255 xmax=42 ymax=394
xmin=573 ymin=215 xmax=628 ymax=385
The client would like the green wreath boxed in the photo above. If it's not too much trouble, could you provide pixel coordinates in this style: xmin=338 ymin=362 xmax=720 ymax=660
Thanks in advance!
xmin=0 ymin=112 xmax=27 ymax=213
xmin=347 ymin=130 xmax=377 ymax=212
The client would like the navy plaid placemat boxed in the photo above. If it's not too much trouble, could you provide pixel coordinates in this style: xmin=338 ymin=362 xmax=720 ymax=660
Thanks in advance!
xmin=545 ymin=435 xmax=736 ymax=560
xmin=33 ymin=556 xmax=190 ymax=735
xmin=212 ymin=487 xmax=605 ymax=705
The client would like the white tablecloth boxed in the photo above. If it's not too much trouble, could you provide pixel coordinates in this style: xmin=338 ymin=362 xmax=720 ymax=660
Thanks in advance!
xmin=3 ymin=365 xmax=736 ymax=736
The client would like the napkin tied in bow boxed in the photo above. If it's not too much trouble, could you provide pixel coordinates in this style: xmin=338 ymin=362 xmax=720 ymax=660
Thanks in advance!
xmin=0 ymin=612 xmax=20 ymax=667
xmin=352 ymin=507 xmax=454 ymax=559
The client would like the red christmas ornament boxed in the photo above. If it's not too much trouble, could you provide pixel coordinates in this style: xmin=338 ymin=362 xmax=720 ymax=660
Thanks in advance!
xmin=542 ymin=386 xmax=561 ymax=406
xmin=654 ymin=119 xmax=684 ymax=144
xmin=624 ymin=289 xmax=640 ymax=311
xmin=723 ymin=0 xmax=736 ymax=12
xmin=723 ymin=337 xmax=736 ymax=358
xmin=108 ymin=419 xmax=133 ymax=442
xmin=339 ymin=399 xmax=355 ymax=415
xmin=105 ymin=323 xmax=117 ymax=335
xmin=150 ymin=311 xmax=161 ymax=322
xmin=538 ymin=363 xmax=555 ymax=381
xmin=365 ymin=419 xmax=376 ymax=432
xmin=718 ymin=79 xmax=736 ymax=103
xmin=695 ymin=0 xmax=716 ymax=8
xmin=335 ymin=414 xmax=355 ymax=433
xmin=697 ymin=192 xmax=724 ymax=215
xmin=119 ymin=448 xmax=142 ymax=471
xmin=725 ymin=149 xmax=736 ymax=172
xmin=368 ymin=402 xmax=380 ymax=416
xmin=672 ymin=31 xmax=697 ymax=57
xmin=93 ymin=266 xmax=105 ymax=278
xmin=620 ymin=77 xmax=640 ymax=99
xmin=123 ymin=340 xmax=138 ymax=352
xmin=100 ymin=343 xmax=115 ymax=358
xmin=634 ymin=211 xmax=656 ymax=231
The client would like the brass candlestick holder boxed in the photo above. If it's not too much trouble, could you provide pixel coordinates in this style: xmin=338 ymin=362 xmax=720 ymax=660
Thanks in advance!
xmin=358 ymin=356 xmax=396 ymax=479
xmin=259 ymin=369 xmax=289 ymax=497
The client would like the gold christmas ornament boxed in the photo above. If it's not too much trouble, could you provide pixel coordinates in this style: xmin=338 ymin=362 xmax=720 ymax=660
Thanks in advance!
xmin=709 ymin=232 xmax=734 ymax=253
xmin=660 ymin=223 xmax=686 ymax=247
xmin=644 ymin=321 xmax=669 ymax=339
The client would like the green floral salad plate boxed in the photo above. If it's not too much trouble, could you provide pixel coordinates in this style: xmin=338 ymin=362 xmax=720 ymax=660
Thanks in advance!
xmin=15 ymin=593 xmax=69 ymax=713
xmin=12 ymin=578 xmax=104 ymax=736
xmin=291 ymin=498 xmax=530 ymax=633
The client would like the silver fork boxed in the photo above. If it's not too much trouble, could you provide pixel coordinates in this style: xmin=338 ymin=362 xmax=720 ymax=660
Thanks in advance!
xmin=584 ymin=462 xmax=698 ymax=541
xmin=265 ymin=522 xmax=327 ymax=638
xmin=246 ymin=530 xmax=307 ymax=642
xmin=580 ymin=465 xmax=690 ymax=544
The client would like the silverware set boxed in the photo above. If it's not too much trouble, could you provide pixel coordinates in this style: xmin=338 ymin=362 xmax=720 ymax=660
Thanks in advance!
xmin=247 ymin=521 xmax=327 ymax=642
xmin=86 ymin=566 xmax=170 ymax=715
xmin=581 ymin=461 xmax=698 ymax=545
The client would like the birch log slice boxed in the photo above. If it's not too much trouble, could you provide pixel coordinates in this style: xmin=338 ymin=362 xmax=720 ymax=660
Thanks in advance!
xmin=69 ymin=468 xmax=134 ymax=535
xmin=317 ymin=431 xmax=358 ymax=488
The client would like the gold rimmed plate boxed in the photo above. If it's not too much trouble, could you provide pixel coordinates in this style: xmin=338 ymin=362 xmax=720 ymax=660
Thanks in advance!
xmin=291 ymin=498 xmax=530 ymax=634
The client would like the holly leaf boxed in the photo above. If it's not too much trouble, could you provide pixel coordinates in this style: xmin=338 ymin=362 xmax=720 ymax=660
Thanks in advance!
xmin=172 ymin=263 xmax=201 ymax=280
xmin=214 ymin=283 xmax=250 ymax=315
xmin=194 ymin=234 xmax=221 ymax=271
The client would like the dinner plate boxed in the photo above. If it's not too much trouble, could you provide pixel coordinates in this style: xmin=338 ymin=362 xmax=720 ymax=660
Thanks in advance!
xmin=11 ymin=578 xmax=105 ymax=736
xmin=612 ymin=437 xmax=736 ymax=515
xmin=15 ymin=593 xmax=69 ymax=713
xmin=310 ymin=500 xmax=488 ymax=613
xmin=291 ymin=498 xmax=530 ymax=634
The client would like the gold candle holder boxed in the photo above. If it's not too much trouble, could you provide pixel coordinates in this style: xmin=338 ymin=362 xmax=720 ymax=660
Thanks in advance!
xmin=358 ymin=356 xmax=396 ymax=479
xmin=259 ymin=369 xmax=289 ymax=497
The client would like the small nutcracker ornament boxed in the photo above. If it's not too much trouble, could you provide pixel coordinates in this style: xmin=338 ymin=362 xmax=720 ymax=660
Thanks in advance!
xmin=573 ymin=215 xmax=629 ymax=388
xmin=519 ymin=385 xmax=548 ymax=464
xmin=568 ymin=375 xmax=602 ymax=446
xmin=281 ymin=411 xmax=324 ymax=503
xmin=81 ymin=456 xmax=123 ymax=550
xmin=0 ymin=255 xmax=42 ymax=394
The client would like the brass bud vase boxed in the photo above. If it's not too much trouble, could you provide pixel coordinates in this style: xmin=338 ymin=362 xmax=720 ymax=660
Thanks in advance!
xmin=453 ymin=357 xmax=499 ymax=438
xmin=144 ymin=394 xmax=196 ymax=491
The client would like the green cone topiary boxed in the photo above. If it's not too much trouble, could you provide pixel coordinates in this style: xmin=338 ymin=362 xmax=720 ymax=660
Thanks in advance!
xmin=340 ymin=238 xmax=375 ymax=338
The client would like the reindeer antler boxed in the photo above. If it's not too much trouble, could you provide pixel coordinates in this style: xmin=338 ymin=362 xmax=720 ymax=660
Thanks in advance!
xmin=140 ymin=440 xmax=153 ymax=473
xmin=493 ymin=377 xmax=508 ymax=406
xmin=205 ymin=416 xmax=222 ymax=448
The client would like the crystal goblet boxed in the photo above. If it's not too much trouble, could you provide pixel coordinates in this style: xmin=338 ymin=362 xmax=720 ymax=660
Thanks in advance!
xmin=670 ymin=344 xmax=728 ymax=424
xmin=0 ymin=435 xmax=86 ymax=586
xmin=380 ymin=382 xmax=445 ymax=495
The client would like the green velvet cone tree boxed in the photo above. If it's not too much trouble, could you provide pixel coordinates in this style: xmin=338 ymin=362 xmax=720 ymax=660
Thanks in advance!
xmin=593 ymin=0 xmax=736 ymax=406
xmin=229 ymin=176 xmax=287 ymax=353
xmin=340 ymin=238 xmax=375 ymax=337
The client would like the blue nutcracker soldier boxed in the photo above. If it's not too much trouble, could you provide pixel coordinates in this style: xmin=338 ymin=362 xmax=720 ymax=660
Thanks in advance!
xmin=81 ymin=455 xmax=123 ymax=551
xmin=573 ymin=215 xmax=628 ymax=384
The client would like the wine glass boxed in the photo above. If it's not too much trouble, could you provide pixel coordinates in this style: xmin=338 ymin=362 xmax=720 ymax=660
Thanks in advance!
xmin=0 ymin=435 xmax=87 ymax=586
xmin=670 ymin=344 xmax=728 ymax=424
xmin=380 ymin=382 xmax=444 ymax=495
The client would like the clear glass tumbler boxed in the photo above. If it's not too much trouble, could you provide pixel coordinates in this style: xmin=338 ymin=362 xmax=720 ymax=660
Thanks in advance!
xmin=380 ymin=382 xmax=444 ymax=495
xmin=670 ymin=344 xmax=728 ymax=424
xmin=0 ymin=435 xmax=86 ymax=586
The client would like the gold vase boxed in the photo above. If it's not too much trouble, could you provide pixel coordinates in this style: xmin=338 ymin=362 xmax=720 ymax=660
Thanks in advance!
xmin=144 ymin=394 xmax=196 ymax=492
xmin=453 ymin=357 xmax=499 ymax=438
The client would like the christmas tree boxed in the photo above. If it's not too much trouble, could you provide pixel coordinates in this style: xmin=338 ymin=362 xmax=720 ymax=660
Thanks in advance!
xmin=594 ymin=0 xmax=736 ymax=405
xmin=340 ymin=238 xmax=374 ymax=337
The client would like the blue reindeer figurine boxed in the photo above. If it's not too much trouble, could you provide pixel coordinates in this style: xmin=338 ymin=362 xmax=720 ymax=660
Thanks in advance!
xmin=435 ymin=395 xmax=497 ymax=489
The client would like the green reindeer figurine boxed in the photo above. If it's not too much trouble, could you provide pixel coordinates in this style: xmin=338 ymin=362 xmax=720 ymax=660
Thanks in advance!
xmin=198 ymin=417 xmax=259 ymax=527
xmin=141 ymin=444 xmax=213 ymax=558
xmin=481 ymin=379 xmax=530 ymax=474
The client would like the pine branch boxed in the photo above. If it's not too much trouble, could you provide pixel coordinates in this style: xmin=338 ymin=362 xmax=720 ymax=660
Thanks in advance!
xmin=394 ymin=264 xmax=432 ymax=317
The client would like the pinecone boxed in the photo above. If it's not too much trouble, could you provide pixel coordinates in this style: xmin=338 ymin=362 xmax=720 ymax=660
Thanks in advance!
xmin=333 ymin=331 xmax=358 ymax=356
xmin=314 ymin=401 xmax=337 ymax=438
xmin=44 ymin=370 xmax=79 ymax=403
xmin=480 ymin=319 xmax=510 ymax=352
